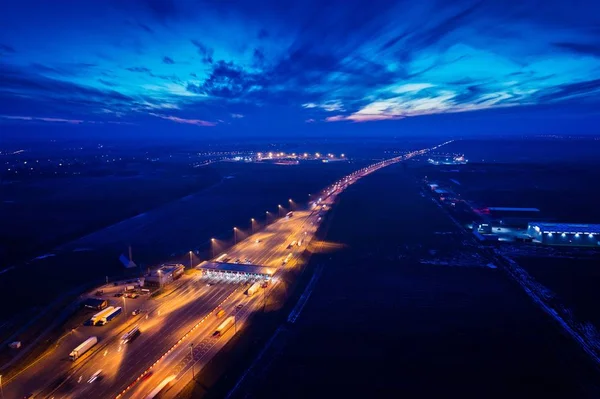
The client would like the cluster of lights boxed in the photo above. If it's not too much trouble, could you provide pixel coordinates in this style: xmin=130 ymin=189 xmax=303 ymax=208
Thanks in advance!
xmin=546 ymin=232 xmax=595 ymax=238
xmin=255 ymin=152 xmax=346 ymax=160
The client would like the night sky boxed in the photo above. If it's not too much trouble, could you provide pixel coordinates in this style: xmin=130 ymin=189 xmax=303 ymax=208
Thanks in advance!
xmin=1 ymin=0 xmax=600 ymax=137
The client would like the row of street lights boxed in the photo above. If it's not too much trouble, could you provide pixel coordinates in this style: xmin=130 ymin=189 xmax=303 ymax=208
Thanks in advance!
xmin=192 ymin=198 xmax=300 ymax=265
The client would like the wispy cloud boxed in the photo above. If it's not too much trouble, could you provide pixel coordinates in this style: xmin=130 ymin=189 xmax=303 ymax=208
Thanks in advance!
xmin=149 ymin=113 xmax=216 ymax=127
xmin=231 ymin=113 xmax=244 ymax=118
xmin=0 ymin=114 xmax=133 ymax=125
xmin=1 ymin=115 xmax=84 ymax=124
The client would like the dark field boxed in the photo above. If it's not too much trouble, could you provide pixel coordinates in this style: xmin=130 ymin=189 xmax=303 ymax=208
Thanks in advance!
xmin=516 ymin=256 xmax=600 ymax=329
xmin=230 ymin=162 xmax=600 ymax=399
xmin=415 ymin=138 xmax=600 ymax=352
xmin=420 ymin=161 xmax=600 ymax=223
xmin=419 ymin=138 xmax=600 ymax=224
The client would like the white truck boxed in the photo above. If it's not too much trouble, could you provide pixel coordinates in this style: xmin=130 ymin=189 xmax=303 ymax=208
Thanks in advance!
xmin=246 ymin=282 xmax=261 ymax=296
xmin=213 ymin=316 xmax=235 ymax=337
xmin=69 ymin=336 xmax=98 ymax=361
xmin=95 ymin=306 xmax=122 ymax=326
xmin=146 ymin=375 xmax=176 ymax=399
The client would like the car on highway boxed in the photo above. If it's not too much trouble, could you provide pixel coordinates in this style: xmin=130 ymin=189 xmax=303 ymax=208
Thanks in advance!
xmin=236 ymin=304 xmax=244 ymax=310
xmin=255 ymin=239 xmax=262 ymax=243
xmin=234 ymin=258 xmax=240 ymax=264
xmin=88 ymin=369 xmax=102 ymax=383
xmin=140 ymin=371 xmax=153 ymax=381
xmin=206 ymin=282 xmax=213 ymax=286
xmin=114 ymin=292 xmax=123 ymax=297
xmin=132 ymin=309 xmax=141 ymax=315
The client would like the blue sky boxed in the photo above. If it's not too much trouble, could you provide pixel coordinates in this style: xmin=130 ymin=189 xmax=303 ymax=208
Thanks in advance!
xmin=1 ymin=0 xmax=600 ymax=136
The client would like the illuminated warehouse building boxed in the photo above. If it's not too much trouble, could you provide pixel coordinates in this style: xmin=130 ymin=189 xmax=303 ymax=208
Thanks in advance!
xmin=527 ymin=223 xmax=600 ymax=247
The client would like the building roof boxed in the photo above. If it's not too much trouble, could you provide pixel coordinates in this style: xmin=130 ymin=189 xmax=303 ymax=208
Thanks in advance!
xmin=158 ymin=263 xmax=184 ymax=273
xmin=529 ymin=222 xmax=600 ymax=234
xmin=488 ymin=207 xmax=540 ymax=212
xmin=198 ymin=261 xmax=276 ymax=276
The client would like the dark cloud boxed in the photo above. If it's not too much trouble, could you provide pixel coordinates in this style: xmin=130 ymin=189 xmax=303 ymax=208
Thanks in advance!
xmin=407 ymin=1 xmax=484 ymax=50
xmin=98 ymin=79 xmax=118 ymax=87
xmin=137 ymin=0 xmax=178 ymax=21
xmin=187 ymin=60 xmax=257 ymax=98
xmin=252 ymin=49 xmax=266 ymax=67
xmin=0 ymin=64 xmax=133 ymax=119
xmin=258 ymin=29 xmax=269 ymax=39
xmin=451 ymin=84 xmax=487 ymax=104
xmin=3 ymin=0 xmax=600 ymax=130
xmin=190 ymin=40 xmax=214 ymax=64
xmin=138 ymin=22 xmax=154 ymax=33
xmin=553 ymin=42 xmax=600 ymax=57
xmin=537 ymin=78 xmax=600 ymax=102
xmin=126 ymin=66 xmax=152 ymax=73
xmin=0 ymin=43 xmax=16 ymax=54
xmin=29 ymin=62 xmax=97 ymax=77
xmin=380 ymin=33 xmax=409 ymax=52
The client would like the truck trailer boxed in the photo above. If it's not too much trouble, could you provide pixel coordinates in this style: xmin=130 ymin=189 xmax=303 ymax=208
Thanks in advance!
xmin=213 ymin=316 xmax=235 ymax=337
xmin=246 ymin=282 xmax=261 ymax=296
xmin=90 ymin=306 xmax=115 ymax=325
xmin=69 ymin=336 xmax=98 ymax=361
xmin=95 ymin=306 xmax=122 ymax=326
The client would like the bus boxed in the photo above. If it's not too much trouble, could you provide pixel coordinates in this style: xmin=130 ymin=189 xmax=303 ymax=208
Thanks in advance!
xmin=286 ymin=211 xmax=293 ymax=218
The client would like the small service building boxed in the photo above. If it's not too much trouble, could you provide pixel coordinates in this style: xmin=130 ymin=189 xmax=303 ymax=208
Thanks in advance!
xmin=145 ymin=263 xmax=185 ymax=287
xmin=527 ymin=222 xmax=600 ymax=247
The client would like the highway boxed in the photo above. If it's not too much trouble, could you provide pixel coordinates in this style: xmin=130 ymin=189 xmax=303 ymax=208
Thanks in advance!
xmin=3 ymin=142 xmax=446 ymax=399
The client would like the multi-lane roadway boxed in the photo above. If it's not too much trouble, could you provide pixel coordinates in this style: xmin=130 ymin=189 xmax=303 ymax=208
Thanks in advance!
xmin=4 ymin=144 xmax=443 ymax=399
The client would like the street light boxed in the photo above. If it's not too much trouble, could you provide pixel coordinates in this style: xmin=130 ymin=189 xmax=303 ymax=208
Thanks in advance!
xmin=122 ymin=296 xmax=126 ymax=315
xmin=278 ymin=204 xmax=283 ymax=217
xmin=0 ymin=374 xmax=3 ymax=399
xmin=234 ymin=227 xmax=238 ymax=244
xmin=251 ymin=218 xmax=255 ymax=234
xmin=189 ymin=250 xmax=193 ymax=269
xmin=211 ymin=238 xmax=216 ymax=258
